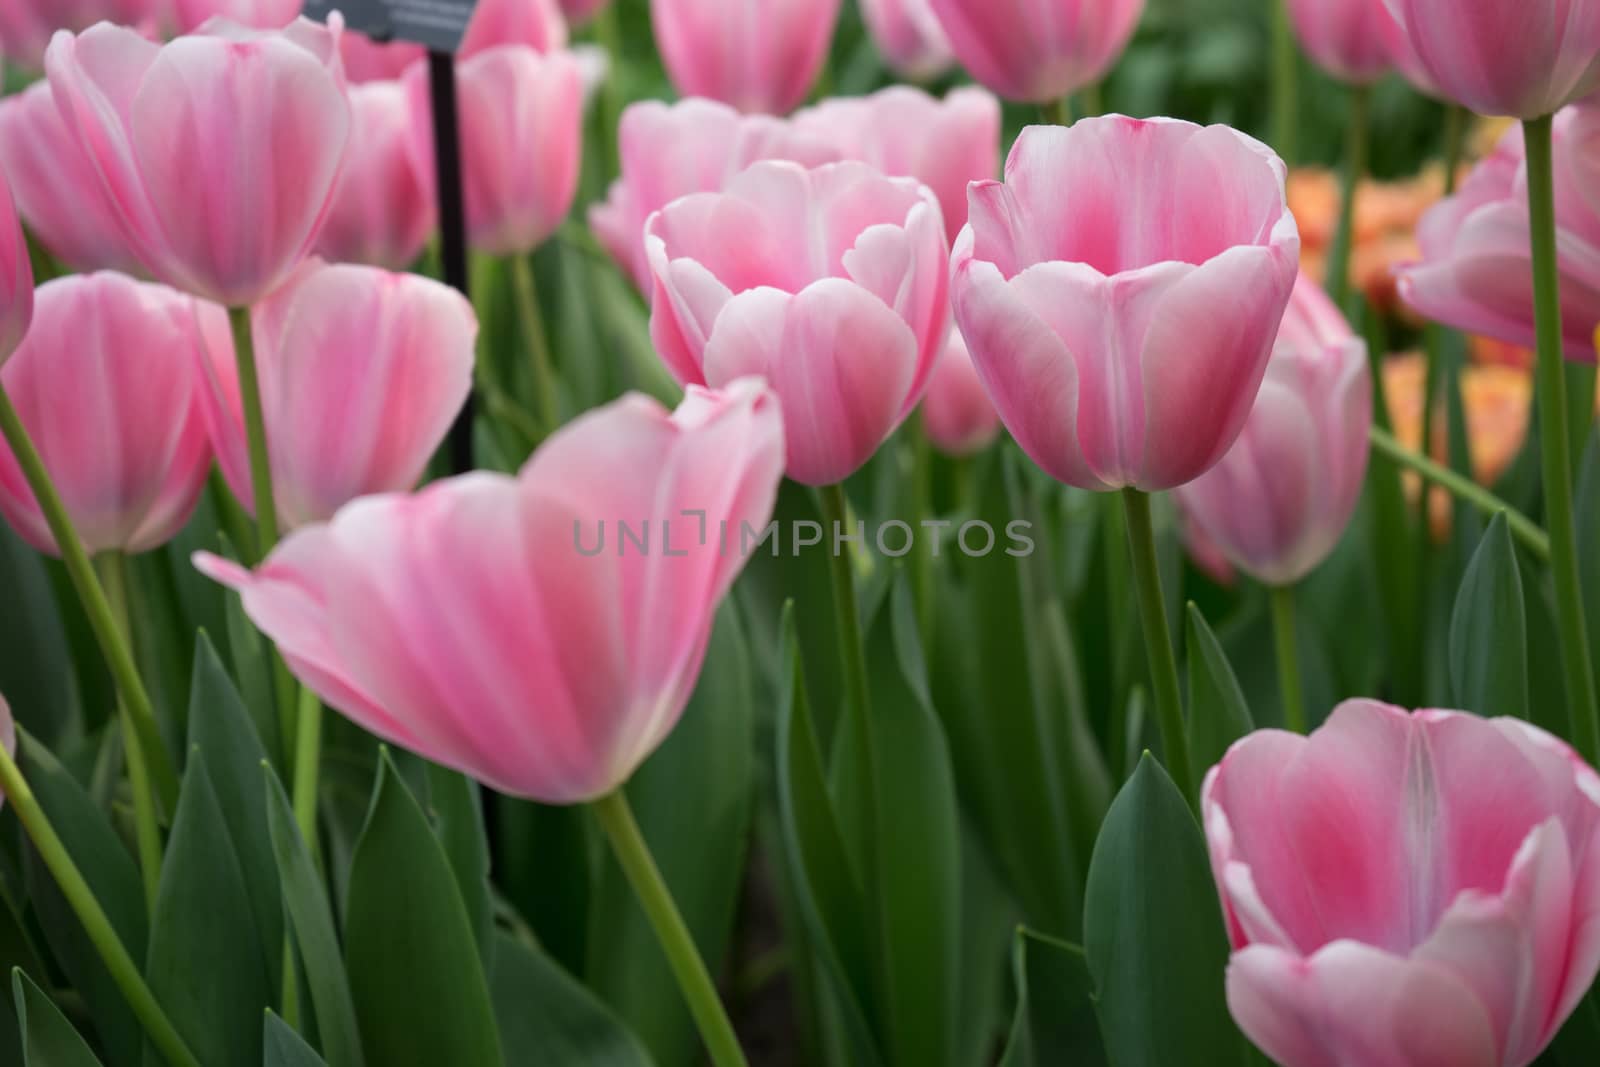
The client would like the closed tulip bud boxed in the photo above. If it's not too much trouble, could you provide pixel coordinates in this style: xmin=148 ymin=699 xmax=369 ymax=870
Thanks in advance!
xmin=1285 ymin=0 xmax=1409 ymax=84
xmin=928 ymin=0 xmax=1144 ymax=104
xmin=459 ymin=0 xmax=569 ymax=56
xmin=590 ymin=97 xmax=840 ymax=292
xmin=0 ymin=173 xmax=31 ymax=366
xmin=172 ymin=0 xmax=302 ymax=32
xmin=195 ymin=260 xmax=477 ymax=531
xmin=46 ymin=16 xmax=352 ymax=307
xmin=405 ymin=46 xmax=583 ymax=257
xmin=793 ymin=86 xmax=1000 ymax=245
xmin=952 ymin=117 xmax=1300 ymax=492
xmin=650 ymin=0 xmax=843 ymax=115
xmin=194 ymin=380 xmax=786 ymax=804
xmin=920 ymin=329 xmax=1000 ymax=456
xmin=859 ymin=0 xmax=954 ymax=80
xmin=315 ymin=82 xmax=436 ymax=270
xmin=1175 ymin=275 xmax=1370 ymax=586
xmin=647 ymin=160 xmax=949 ymax=486
xmin=0 ymin=273 xmax=213 ymax=556
xmin=1204 ymin=700 xmax=1600 ymax=1067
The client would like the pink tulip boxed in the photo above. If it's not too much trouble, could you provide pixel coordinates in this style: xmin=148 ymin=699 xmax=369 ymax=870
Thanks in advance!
xmin=195 ymin=260 xmax=476 ymax=531
xmin=0 ymin=274 xmax=213 ymax=556
xmin=1285 ymin=0 xmax=1407 ymax=84
xmin=0 ymin=694 xmax=14 ymax=790
xmin=650 ymin=0 xmax=842 ymax=115
xmin=590 ymin=97 xmax=839 ymax=292
xmin=0 ymin=0 xmax=157 ymax=68
xmin=0 ymin=82 xmax=144 ymax=275
xmin=920 ymin=329 xmax=1000 ymax=457
xmin=1175 ymin=273 xmax=1371 ymax=586
xmin=459 ymin=0 xmax=568 ymax=57
xmin=193 ymin=380 xmax=785 ymax=803
xmin=1204 ymin=700 xmax=1600 ymax=1067
xmin=0 ymin=173 xmax=31 ymax=366
xmin=1381 ymin=0 xmax=1600 ymax=118
xmin=794 ymin=85 xmax=1000 ymax=247
xmin=405 ymin=45 xmax=582 ymax=257
xmin=339 ymin=30 xmax=424 ymax=83
xmin=558 ymin=0 xmax=611 ymax=26
xmin=951 ymin=117 xmax=1300 ymax=492
xmin=927 ymin=0 xmax=1144 ymax=104
xmin=1398 ymin=109 xmax=1600 ymax=363
xmin=859 ymin=0 xmax=953 ymax=80
xmin=172 ymin=0 xmax=302 ymax=32
xmin=315 ymin=81 xmax=435 ymax=270
xmin=46 ymin=17 xmax=351 ymax=307
xmin=647 ymin=160 xmax=949 ymax=485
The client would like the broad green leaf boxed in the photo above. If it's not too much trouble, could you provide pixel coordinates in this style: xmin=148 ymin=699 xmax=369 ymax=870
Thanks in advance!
xmin=12 ymin=969 xmax=102 ymax=1067
xmin=1185 ymin=603 xmax=1255 ymax=782
xmin=222 ymin=584 xmax=284 ymax=768
xmin=1522 ymin=556 xmax=1572 ymax=742
xmin=344 ymin=753 xmax=502 ymax=1067
xmin=1449 ymin=513 xmax=1527 ymax=719
xmin=491 ymin=934 xmax=652 ymax=1067
xmin=1576 ymin=430 xmax=1600 ymax=689
xmin=1084 ymin=754 xmax=1247 ymax=1067
xmin=997 ymin=931 xmax=1107 ymax=1067
xmin=494 ymin=798 xmax=590 ymax=976
xmin=265 ymin=1011 xmax=327 ymax=1067
xmin=0 ymin=524 xmax=79 ymax=744
xmin=424 ymin=766 xmax=493 ymax=971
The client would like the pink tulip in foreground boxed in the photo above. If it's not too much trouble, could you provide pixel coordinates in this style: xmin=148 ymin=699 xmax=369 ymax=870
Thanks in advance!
xmin=459 ymin=0 xmax=569 ymax=57
xmin=794 ymin=86 xmax=1000 ymax=245
xmin=1204 ymin=700 xmax=1600 ymax=1067
xmin=647 ymin=160 xmax=949 ymax=485
xmin=339 ymin=30 xmax=425 ymax=83
xmin=952 ymin=117 xmax=1299 ymax=492
xmin=196 ymin=260 xmax=476 ymax=531
xmin=194 ymin=380 xmax=785 ymax=803
xmin=591 ymin=97 xmax=839 ymax=292
xmin=0 ymin=174 xmax=31 ymax=365
xmin=405 ymin=45 xmax=583 ymax=257
xmin=172 ymin=0 xmax=302 ymax=31
xmin=46 ymin=16 xmax=351 ymax=307
xmin=921 ymin=329 xmax=1000 ymax=456
xmin=0 ymin=274 xmax=213 ymax=556
xmin=315 ymin=81 xmax=436 ymax=270
xmin=859 ymin=0 xmax=954 ymax=80
xmin=1176 ymin=273 xmax=1371 ymax=586
xmin=1285 ymin=0 xmax=1409 ymax=84
xmin=650 ymin=0 xmax=842 ymax=115
xmin=1381 ymin=0 xmax=1600 ymax=119
xmin=928 ymin=0 xmax=1144 ymax=104
xmin=1398 ymin=109 xmax=1600 ymax=362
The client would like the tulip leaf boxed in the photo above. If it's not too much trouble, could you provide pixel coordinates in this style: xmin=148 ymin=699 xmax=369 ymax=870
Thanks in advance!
xmin=1576 ymin=431 xmax=1600 ymax=688
xmin=344 ymin=752 xmax=503 ymax=1067
xmin=1084 ymin=753 xmax=1248 ymax=1067
xmin=1449 ymin=513 xmax=1528 ymax=719
xmin=490 ymin=933 xmax=652 ymax=1066
xmin=222 ymin=583 xmax=284 ymax=767
xmin=264 ymin=1012 xmax=327 ymax=1067
xmin=997 ymin=930 xmax=1107 ymax=1067
xmin=0 ymin=524 xmax=79 ymax=744
xmin=423 ymin=765 xmax=493 ymax=972
xmin=1185 ymin=602 xmax=1254 ymax=783
xmin=11 ymin=969 xmax=101 ymax=1067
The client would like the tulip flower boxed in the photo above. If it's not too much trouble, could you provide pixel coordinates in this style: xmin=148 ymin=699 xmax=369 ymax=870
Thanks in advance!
xmin=859 ymin=0 xmax=954 ymax=80
xmin=315 ymin=82 xmax=436 ymax=270
xmin=647 ymin=160 xmax=949 ymax=486
xmin=1204 ymin=700 xmax=1600 ymax=1067
xmin=172 ymin=0 xmax=304 ymax=32
xmin=0 ymin=175 xmax=31 ymax=366
xmin=927 ymin=0 xmax=1144 ymax=104
xmin=1381 ymin=0 xmax=1600 ymax=119
xmin=0 ymin=274 xmax=214 ymax=556
xmin=195 ymin=260 xmax=477 ymax=531
xmin=0 ymin=0 xmax=156 ymax=68
xmin=0 ymin=83 xmax=144 ymax=276
xmin=339 ymin=30 xmax=425 ymax=83
xmin=1175 ymin=273 xmax=1371 ymax=587
xmin=558 ymin=0 xmax=611 ymax=26
xmin=459 ymin=0 xmax=569 ymax=57
xmin=920 ymin=329 xmax=1000 ymax=457
xmin=650 ymin=0 xmax=843 ymax=115
xmin=46 ymin=17 xmax=351 ymax=308
xmin=405 ymin=45 xmax=583 ymax=257
xmin=1284 ymin=0 xmax=1411 ymax=84
xmin=951 ymin=117 xmax=1300 ymax=493
xmin=591 ymin=97 xmax=839 ymax=292
xmin=793 ymin=86 xmax=1000 ymax=246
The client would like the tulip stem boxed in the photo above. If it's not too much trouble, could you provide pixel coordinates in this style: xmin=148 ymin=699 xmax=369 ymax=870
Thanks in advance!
xmin=0 ymin=734 xmax=200 ymax=1067
xmin=1368 ymin=427 xmax=1550 ymax=559
xmin=1039 ymin=97 xmax=1070 ymax=127
xmin=0 ymin=387 xmax=178 ymax=811
xmin=1523 ymin=114 xmax=1600 ymax=763
xmin=1120 ymin=489 xmax=1192 ymax=804
xmin=1326 ymin=84 xmax=1369 ymax=314
xmin=509 ymin=253 xmax=561 ymax=435
xmin=818 ymin=483 xmax=872 ymax=728
xmin=290 ymin=684 xmax=323 ymax=854
xmin=591 ymin=790 xmax=747 ymax=1067
xmin=1269 ymin=585 xmax=1308 ymax=733
xmin=229 ymin=306 xmax=279 ymax=553
xmin=910 ymin=417 xmax=935 ymax=651
xmin=1269 ymin=0 xmax=1298 ymax=165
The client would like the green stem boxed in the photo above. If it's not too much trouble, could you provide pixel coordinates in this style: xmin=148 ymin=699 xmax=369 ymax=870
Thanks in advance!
xmin=0 ymin=738 xmax=200 ymax=1067
xmin=1076 ymin=81 xmax=1103 ymax=119
xmin=95 ymin=554 xmax=163 ymax=919
xmin=1120 ymin=489 xmax=1192 ymax=804
xmin=0 ymin=388 xmax=178 ymax=810
xmin=290 ymin=685 xmax=323 ymax=852
xmin=209 ymin=468 xmax=257 ymax=564
xmin=1326 ymin=85 xmax=1369 ymax=314
xmin=1369 ymin=427 xmax=1550 ymax=559
xmin=818 ymin=484 xmax=871 ymax=726
xmin=1268 ymin=585 xmax=1308 ymax=733
xmin=594 ymin=0 xmax=625 ymax=181
xmin=509 ymin=254 xmax=560 ymax=434
xmin=1524 ymin=114 xmax=1600 ymax=763
xmin=590 ymin=791 xmax=747 ymax=1067
xmin=229 ymin=305 xmax=279 ymax=554
xmin=1039 ymin=96 xmax=1069 ymax=126
xmin=909 ymin=417 xmax=935 ymax=652
xmin=1270 ymin=0 xmax=1298 ymax=165
xmin=1442 ymin=105 xmax=1466 ymax=197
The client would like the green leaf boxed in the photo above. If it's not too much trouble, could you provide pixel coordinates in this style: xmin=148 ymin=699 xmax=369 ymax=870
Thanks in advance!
xmin=491 ymin=934 xmax=652 ymax=1066
xmin=997 ymin=930 xmax=1107 ymax=1067
xmin=223 ymin=584 xmax=284 ymax=768
xmin=1083 ymin=754 xmax=1246 ymax=1067
xmin=263 ymin=770 xmax=365 ymax=1067
xmin=0 ymin=523 xmax=79 ymax=744
xmin=587 ymin=603 xmax=753 ymax=1067
xmin=264 ymin=1011 xmax=328 ymax=1067
xmin=344 ymin=752 xmax=501 ymax=1067
xmin=11 ymin=969 xmax=102 ymax=1067
xmin=146 ymin=750 xmax=272 ymax=1067
xmin=1575 ymin=430 xmax=1600 ymax=689
xmin=1449 ymin=513 xmax=1528 ymax=719
xmin=1185 ymin=603 xmax=1255 ymax=780
xmin=424 ymin=766 xmax=493 ymax=972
